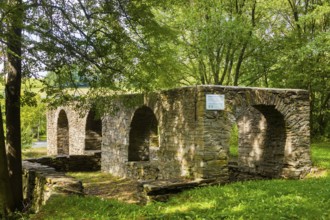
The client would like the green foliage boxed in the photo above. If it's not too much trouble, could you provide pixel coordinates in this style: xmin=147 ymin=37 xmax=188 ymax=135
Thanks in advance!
xmin=5 ymin=0 xmax=329 ymax=136
xmin=0 ymin=80 xmax=47 ymax=148
xmin=21 ymin=94 xmax=46 ymax=148
xmin=156 ymin=0 xmax=259 ymax=86
xmin=156 ymin=0 xmax=330 ymax=136
xmin=229 ymin=123 xmax=238 ymax=158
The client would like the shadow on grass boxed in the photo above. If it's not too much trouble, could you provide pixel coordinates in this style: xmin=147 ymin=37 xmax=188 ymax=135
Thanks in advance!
xmin=31 ymin=177 xmax=330 ymax=220
xmin=30 ymin=142 xmax=330 ymax=219
xmin=144 ymin=177 xmax=330 ymax=220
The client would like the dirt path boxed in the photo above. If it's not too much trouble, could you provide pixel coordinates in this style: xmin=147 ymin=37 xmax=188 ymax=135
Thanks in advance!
xmin=67 ymin=172 xmax=144 ymax=204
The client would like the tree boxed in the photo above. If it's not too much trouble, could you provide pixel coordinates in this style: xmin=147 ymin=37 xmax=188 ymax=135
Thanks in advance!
xmin=157 ymin=0 xmax=329 ymax=137
xmin=21 ymin=93 xmax=47 ymax=147
xmin=267 ymin=0 xmax=330 ymax=137
xmin=0 ymin=0 xmax=329 ymax=215
xmin=0 ymin=105 xmax=13 ymax=217
xmin=24 ymin=0 xmax=178 ymax=96
xmin=0 ymin=0 xmax=178 ymax=214
xmin=154 ymin=0 xmax=259 ymax=86
xmin=0 ymin=0 xmax=23 ymax=214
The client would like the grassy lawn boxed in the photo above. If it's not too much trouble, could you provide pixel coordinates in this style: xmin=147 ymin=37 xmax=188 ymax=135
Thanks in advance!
xmin=311 ymin=142 xmax=330 ymax=170
xmin=30 ymin=142 xmax=330 ymax=220
xmin=22 ymin=147 xmax=47 ymax=159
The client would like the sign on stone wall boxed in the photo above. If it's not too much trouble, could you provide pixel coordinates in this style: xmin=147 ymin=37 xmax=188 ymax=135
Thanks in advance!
xmin=206 ymin=94 xmax=225 ymax=110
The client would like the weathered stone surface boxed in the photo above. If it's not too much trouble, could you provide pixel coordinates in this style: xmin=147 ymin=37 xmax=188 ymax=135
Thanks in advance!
xmin=47 ymin=85 xmax=312 ymax=183
xmin=22 ymin=161 xmax=83 ymax=213
xmin=140 ymin=178 xmax=219 ymax=202
xmin=26 ymin=153 xmax=101 ymax=172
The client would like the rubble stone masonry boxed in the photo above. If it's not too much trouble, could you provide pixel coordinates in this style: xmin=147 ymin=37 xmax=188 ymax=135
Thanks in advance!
xmin=47 ymin=86 xmax=311 ymax=182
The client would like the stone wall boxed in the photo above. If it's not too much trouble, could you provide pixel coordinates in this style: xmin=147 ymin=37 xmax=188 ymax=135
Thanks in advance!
xmin=22 ymin=161 xmax=83 ymax=213
xmin=47 ymin=85 xmax=311 ymax=183
xmin=22 ymin=154 xmax=100 ymax=212
xmin=47 ymin=106 xmax=101 ymax=155
xmin=26 ymin=153 xmax=101 ymax=172
xmin=100 ymin=89 xmax=207 ymax=181
xmin=199 ymin=86 xmax=311 ymax=179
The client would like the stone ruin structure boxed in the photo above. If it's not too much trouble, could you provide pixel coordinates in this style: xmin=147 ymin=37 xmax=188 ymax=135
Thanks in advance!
xmin=47 ymin=86 xmax=312 ymax=184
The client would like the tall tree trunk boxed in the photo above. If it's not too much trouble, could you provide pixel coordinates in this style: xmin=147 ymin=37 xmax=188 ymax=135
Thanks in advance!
xmin=0 ymin=106 xmax=13 ymax=218
xmin=5 ymin=0 xmax=23 ymax=212
xmin=233 ymin=44 xmax=247 ymax=86
xmin=233 ymin=0 xmax=256 ymax=86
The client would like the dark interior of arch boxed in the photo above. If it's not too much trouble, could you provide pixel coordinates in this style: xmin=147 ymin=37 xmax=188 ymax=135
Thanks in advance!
xmin=253 ymin=105 xmax=286 ymax=177
xmin=85 ymin=109 xmax=102 ymax=151
xmin=57 ymin=110 xmax=69 ymax=155
xmin=128 ymin=106 xmax=158 ymax=161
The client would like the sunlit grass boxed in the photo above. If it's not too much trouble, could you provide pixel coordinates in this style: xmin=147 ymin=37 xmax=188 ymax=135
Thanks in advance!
xmin=22 ymin=147 xmax=47 ymax=159
xmin=31 ymin=177 xmax=330 ymax=219
xmin=68 ymin=171 xmax=115 ymax=183
xmin=30 ymin=141 xmax=330 ymax=219
xmin=162 ymin=201 xmax=216 ymax=214
xmin=311 ymin=142 xmax=330 ymax=169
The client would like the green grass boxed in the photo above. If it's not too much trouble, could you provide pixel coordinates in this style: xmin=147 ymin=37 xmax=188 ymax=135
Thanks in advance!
xmin=22 ymin=147 xmax=47 ymax=159
xmin=30 ymin=142 xmax=330 ymax=220
xmin=229 ymin=124 xmax=238 ymax=159
xmin=311 ymin=142 xmax=330 ymax=169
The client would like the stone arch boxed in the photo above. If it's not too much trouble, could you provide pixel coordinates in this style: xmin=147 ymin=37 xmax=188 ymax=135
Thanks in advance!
xmin=227 ymin=106 xmax=268 ymax=170
xmin=252 ymin=105 xmax=286 ymax=177
xmin=128 ymin=106 xmax=158 ymax=161
xmin=57 ymin=109 xmax=69 ymax=155
xmin=225 ymin=90 xmax=290 ymax=178
xmin=85 ymin=109 xmax=102 ymax=151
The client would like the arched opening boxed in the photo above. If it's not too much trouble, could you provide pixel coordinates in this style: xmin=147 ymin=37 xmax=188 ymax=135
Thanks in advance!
xmin=57 ymin=110 xmax=69 ymax=155
xmin=128 ymin=106 xmax=158 ymax=161
xmin=229 ymin=122 xmax=239 ymax=160
xmin=253 ymin=105 xmax=286 ymax=177
xmin=85 ymin=109 xmax=102 ymax=151
xmin=229 ymin=105 xmax=285 ymax=179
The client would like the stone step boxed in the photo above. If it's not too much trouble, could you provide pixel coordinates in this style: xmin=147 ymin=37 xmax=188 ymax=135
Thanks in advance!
xmin=139 ymin=178 xmax=219 ymax=201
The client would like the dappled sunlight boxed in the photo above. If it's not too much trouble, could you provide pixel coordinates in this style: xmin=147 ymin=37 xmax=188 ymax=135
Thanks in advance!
xmin=32 ymin=159 xmax=330 ymax=219
xmin=258 ymin=116 xmax=266 ymax=130
xmin=67 ymin=171 xmax=142 ymax=204
xmin=276 ymin=194 xmax=307 ymax=204
xmin=161 ymin=201 xmax=216 ymax=215
xmin=252 ymin=136 xmax=263 ymax=161
xmin=251 ymin=116 xmax=266 ymax=161
xmin=285 ymin=135 xmax=293 ymax=156
xmin=230 ymin=203 xmax=246 ymax=213
xmin=241 ymin=116 xmax=251 ymax=134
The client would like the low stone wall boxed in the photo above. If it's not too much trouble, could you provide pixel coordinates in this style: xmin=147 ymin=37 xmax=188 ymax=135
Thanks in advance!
xmin=22 ymin=161 xmax=83 ymax=213
xmin=126 ymin=161 xmax=160 ymax=180
xmin=26 ymin=152 xmax=101 ymax=172
xmin=23 ymin=153 xmax=101 ymax=213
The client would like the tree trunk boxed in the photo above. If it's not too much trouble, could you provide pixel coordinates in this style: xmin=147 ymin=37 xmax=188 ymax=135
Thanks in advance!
xmin=0 ymin=106 xmax=13 ymax=218
xmin=5 ymin=0 xmax=23 ymax=212
xmin=233 ymin=44 xmax=246 ymax=86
